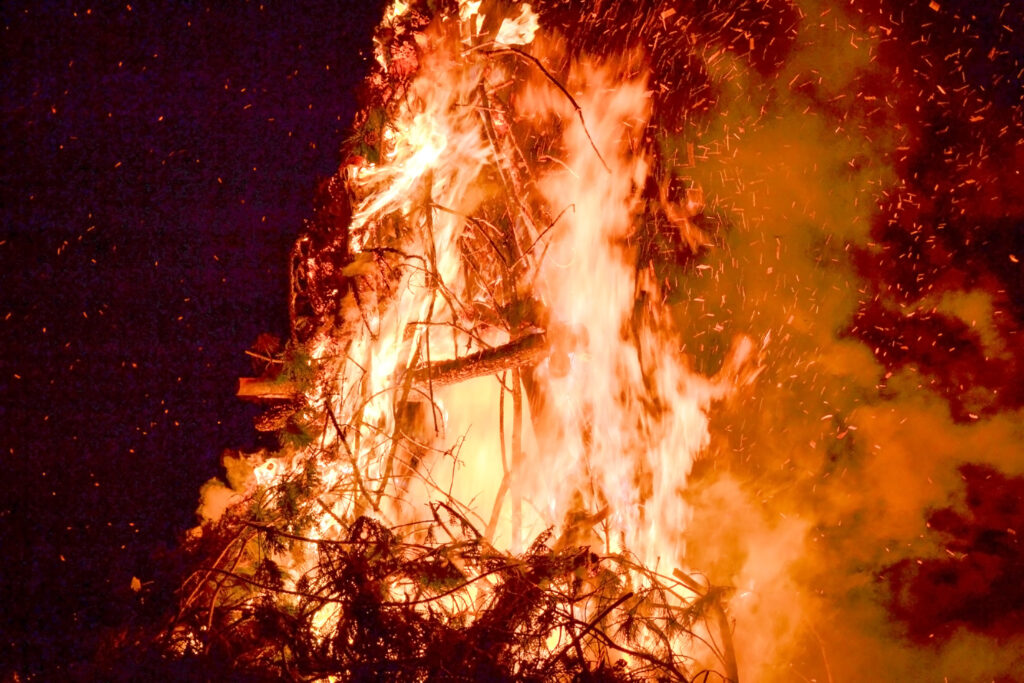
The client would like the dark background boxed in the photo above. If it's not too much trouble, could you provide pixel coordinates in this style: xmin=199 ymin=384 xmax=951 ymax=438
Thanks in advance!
xmin=1 ymin=0 xmax=384 ymax=672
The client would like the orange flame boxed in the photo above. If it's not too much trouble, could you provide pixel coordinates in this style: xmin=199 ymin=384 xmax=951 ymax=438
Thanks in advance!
xmin=206 ymin=2 xmax=757 ymax=674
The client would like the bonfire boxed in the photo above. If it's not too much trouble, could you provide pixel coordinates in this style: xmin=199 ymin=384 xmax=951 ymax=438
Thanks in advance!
xmin=161 ymin=1 xmax=763 ymax=679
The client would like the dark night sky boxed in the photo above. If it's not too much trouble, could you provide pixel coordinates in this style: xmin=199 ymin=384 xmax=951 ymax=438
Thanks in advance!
xmin=1 ymin=0 xmax=384 ymax=671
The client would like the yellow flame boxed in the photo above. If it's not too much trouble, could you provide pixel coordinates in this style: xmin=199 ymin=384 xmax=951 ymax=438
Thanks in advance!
xmin=495 ymin=4 xmax=539 ymax=46
xmin=221 ymin=1 xmax=756 ymax=675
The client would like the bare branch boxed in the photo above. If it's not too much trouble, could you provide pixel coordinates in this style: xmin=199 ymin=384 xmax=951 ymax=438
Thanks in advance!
xmin=409 ymin=333 xmax=547 ymax=388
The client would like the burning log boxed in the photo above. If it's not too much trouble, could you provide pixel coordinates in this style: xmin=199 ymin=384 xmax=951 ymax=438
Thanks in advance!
xmin=236 ymin=377 xmax=298 ymax=401
xmin=409 ymin=332 xmax=548 ymax=388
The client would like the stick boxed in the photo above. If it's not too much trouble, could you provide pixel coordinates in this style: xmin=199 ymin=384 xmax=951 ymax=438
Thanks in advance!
xmin=474 ymin=82 xmax=538 ymax=251
xmin=483 ymin=47 xmax=611 ymax=174
xmin=422 ymin=174 xmax=440 ymax=433
xmin=409 ymin=333 xmax=548 ymax=388
xmin=712 ymin=601 xmax=739 ymax=683
xmin=237 ymin=377 xmax=298 ymax=401
xmin=510 ymin=367 xmax=523 ymax=550
xmin=325 ymin=403 xmax=375 ymax=513
xmin=485 ymin=372 xmax=510 ymax=541
xmin=544 ymin=591 xmax=635 ymax=675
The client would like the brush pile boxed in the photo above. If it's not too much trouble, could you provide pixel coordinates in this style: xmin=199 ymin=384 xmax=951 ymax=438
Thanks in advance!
xmin=158 ymin=1 xmax=746 ymax=679
xmin=165 ymin=510 xmax=729 ymax=681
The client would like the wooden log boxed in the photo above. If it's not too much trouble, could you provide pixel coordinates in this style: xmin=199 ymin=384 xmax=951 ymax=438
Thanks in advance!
xmin=239 ymin=333 xmax=549 ymax=402
xmin=237 ymin=377 xmax=299 ymax=401
xmin=410 ymin=333 xmax=548 ymax=388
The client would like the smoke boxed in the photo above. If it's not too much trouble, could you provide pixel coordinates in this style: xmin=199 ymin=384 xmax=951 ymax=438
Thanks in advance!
xmin=196 ymin=449 xmax=256 ymax=522
xmin=655 ymin=0 xmax=1024 ymax=679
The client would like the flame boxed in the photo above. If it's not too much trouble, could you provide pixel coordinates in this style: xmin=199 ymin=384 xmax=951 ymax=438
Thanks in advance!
xmin=495 ymin=4 xmax=539 ymax=46
xmin=199 ymin=1 xmax=750 ymax=674
xmin=188 ymin=0 xmax=1024 ymax=680
xmin=317 ymin=6 xmax=749 ymax=589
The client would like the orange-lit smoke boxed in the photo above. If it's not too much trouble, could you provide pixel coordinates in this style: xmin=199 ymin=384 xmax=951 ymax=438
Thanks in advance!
xmin=669 ymin=1 xmax=1024 ymax=679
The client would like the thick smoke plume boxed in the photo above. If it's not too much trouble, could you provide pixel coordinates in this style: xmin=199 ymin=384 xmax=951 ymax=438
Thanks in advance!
xmin=664 ymin=0 xmax=1024 ymax=679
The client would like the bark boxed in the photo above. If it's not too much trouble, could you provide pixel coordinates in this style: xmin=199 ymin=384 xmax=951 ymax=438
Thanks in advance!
xmin=410 ymin=333 xmax=548 ymax=388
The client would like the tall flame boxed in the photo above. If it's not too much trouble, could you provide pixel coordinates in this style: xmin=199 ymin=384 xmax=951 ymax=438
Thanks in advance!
xmin=264 ymin=3 xmax=753 ymax=569
xmin=189 ymin=0 xmax=1024 ymax=680
xmin=326 ymin=5 xmax=753 ymax=580
xmin=198 ymin=1 xmax=751 ymax=675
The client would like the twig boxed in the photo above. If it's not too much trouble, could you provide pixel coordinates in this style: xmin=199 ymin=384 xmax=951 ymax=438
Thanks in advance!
xmin=430 ymin=202 xmax=511 ymax=271
xmin=316 ymin=497 xmax=347 ymax=528
xmin=474 ymin=81 xmax=538 ymax=252
xmin=485 ymin=371 xmax=510 ymax=541
xmin=325 ymin=402 xmax=375 ymax=512
xmin=242 ymin=521 xmax=373 ymax=546
xmin=421 ymin=175 xmax=440 ymax=434
xmin=510 ymin=367 xmax=523 ymax=550
xmin=177 ymin=526 xmax=250 ymax=618
xmin=459 ymin=241 xmax=509 ymax=330
xmin=483 ymin=47 xmax=611 ymax=173
xmin=544 ymin=591 xmax=635 ymax=675
xmin=372 ymin=328 xmax=424 ymax=509
xmin=566 ymin=613 xmax=690 ymax=681
xmin=712 ymin=601 xmax=739 ymax=683
xmin=516 ymin=203 xmax=574 ymax=268
xmin=468 ymin=216 xmax=513 ymax=270
xmin=244 ymin=350 xmax=284 ymax=364
xmin=204 ymin=533 xmax=250 ymax=647
xmin=406 ymin=318 xmax=491 ymax=355
xmin=380 ymin=562 xmax=525 ymax=607
xmin=432 ymin=500 xmax=483 ymax=541
xmin=196 ymin=566 xmax=332 ymax=603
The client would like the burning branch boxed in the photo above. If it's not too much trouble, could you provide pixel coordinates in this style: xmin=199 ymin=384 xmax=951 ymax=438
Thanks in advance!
xmin=482 ymin=46 xmax=611 ymax=174
xmin=409 ymin=332 xmax=547 ymax=388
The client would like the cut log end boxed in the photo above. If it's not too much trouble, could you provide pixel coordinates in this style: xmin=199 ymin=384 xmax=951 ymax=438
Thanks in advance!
xmin=237 ymin=377 xmax=299 ymax=402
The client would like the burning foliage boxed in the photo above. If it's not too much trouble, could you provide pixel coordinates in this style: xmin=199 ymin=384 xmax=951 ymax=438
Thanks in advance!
xmin=161 ymin=511 xmax=729 ymax=681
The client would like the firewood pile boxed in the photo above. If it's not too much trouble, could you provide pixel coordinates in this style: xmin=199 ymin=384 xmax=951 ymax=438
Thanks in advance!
xmin=151 ymin=1 xmax=748 ymax=680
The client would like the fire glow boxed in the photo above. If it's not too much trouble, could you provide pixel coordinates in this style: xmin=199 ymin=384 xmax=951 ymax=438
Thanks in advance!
xmin=176 ymin=0 xmax=1024 ymax=680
